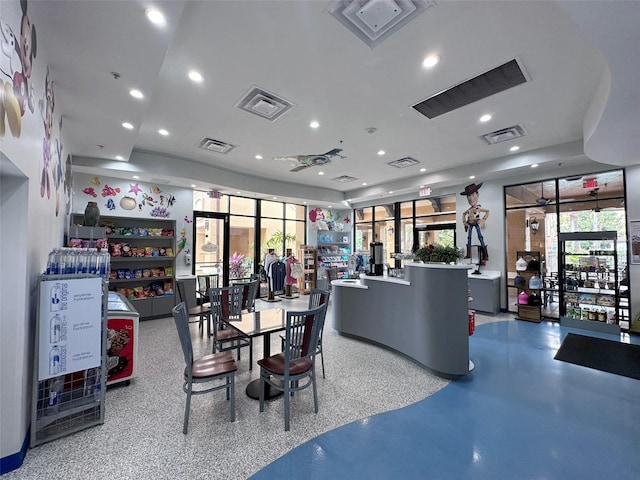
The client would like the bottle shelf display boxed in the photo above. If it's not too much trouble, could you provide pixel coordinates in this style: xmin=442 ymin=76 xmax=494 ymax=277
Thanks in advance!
xmin=514 ymin=250 xmax=543 ymax=323
xmin=316 ymin=230 xmax=352 ymax=281
xmin=298 ymin=245 xmax=316 ymax=294
xmin=558 ymin=231 xmax=624 ymax=333
xmin=31 ymin=274 xmax=107 ymax=446
xmin=71 ymin=215 xmax=177 ymax=319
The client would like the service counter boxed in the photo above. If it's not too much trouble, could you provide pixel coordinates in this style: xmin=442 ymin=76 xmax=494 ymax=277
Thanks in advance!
xmin=331 ymin=262 xmax=472 ymax=379
xmin=467 ymin=270 xmax=502 ymax=315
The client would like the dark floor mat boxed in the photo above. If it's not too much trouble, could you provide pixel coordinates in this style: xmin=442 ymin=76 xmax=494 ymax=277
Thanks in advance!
xmin=554 ymin=333 xmax=640 ymax=380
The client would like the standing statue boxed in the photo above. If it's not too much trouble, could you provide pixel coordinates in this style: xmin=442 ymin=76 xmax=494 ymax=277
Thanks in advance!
xmin=460 ymin=183 xmax=489 ymax=263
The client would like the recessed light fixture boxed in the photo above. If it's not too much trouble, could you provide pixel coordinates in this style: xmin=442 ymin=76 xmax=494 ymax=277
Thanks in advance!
xmin=191 ymin=184 xmax=197 ymax=188
xmin=255 ymin=155 xmax=263 ymax=160
xmin=531 ymin=163 xmax=539 ymax=168
xmin=133 ymin=175 xmax=140 ymax=180
xmin=318 ymin=171 xmax=324 ymax=175
xmin=388 ymin=191 xmax=393 ymax=194
xmin=422 ymin=54 xmax=440 ymax=68
xmin=309 ymin=121 xmax=319 ymax=129
xmin=377 ymin=150 xmax=385 ymax=156
xmin=273 ymin=197 xmax=277 ymax=200
xmin=146 ymin=8 xmax=166 ymax=26
xmin=419 ymin=168 xmax=426 ymax=172
xmin=115 ymin=155 xmax=124 ymax=161
xmin=362 ymin=182 xmax=367 ymax=186
xmin=236 ymin=191 xmax=241 ymax=194
xmin=158 ymin=129 xmax=169 ymax=136
xmin=510 ymin=146 xmax=520 ymax=152
xmin=122 ymin=122 xmax=134 ymax=130
xmin=469 ymin=175 xmax=475 ymax=179
xmin=328 ymin=205 xmax=332 ymax=208
xmin=419 ymin=185 xmax=424 ymax=188
xmin=303 ymin=201 xmax=307 ymax=204
xmin=480 ymin=114 xmax=492 ymax=122
xmin=188 ymin=70 xmax=204 ymax=83
xmin=129 ymin=89 xmax=144 ymax=99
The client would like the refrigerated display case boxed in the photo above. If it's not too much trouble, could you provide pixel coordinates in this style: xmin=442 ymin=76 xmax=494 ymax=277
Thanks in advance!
xmin=558 ymin=231 xmax=622 ymax=334
xmin=106 ymin=292 xmax=139 ymax=386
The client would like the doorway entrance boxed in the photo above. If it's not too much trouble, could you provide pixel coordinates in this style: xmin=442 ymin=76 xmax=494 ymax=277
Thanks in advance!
xmin=193 ymin=211 xmax=230 ymax=286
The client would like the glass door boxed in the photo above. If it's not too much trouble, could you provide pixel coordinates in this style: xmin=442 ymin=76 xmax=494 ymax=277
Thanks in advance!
xmin=193 ymin=211 xmax=230 ymax=286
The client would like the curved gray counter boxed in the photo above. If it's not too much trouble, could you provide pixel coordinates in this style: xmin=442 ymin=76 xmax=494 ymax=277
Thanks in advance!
xmin=332 ymin=263 xmax=472 ymax=379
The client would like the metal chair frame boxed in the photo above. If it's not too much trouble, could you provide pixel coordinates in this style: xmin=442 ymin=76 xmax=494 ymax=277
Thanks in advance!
xmin=176 ymin=279 xmax=211 ymax=336
xmin=209 ymin=285 xmax=253 ymax=369
xmin=172 ymin=302 xmax=236 ymax=434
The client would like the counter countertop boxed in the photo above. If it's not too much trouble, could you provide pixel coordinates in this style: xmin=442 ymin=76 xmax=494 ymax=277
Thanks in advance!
xmin=467 ymin=270 xmax=501 ymax=280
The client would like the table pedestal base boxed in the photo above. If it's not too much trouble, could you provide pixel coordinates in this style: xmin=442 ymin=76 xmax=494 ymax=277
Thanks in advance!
xmin=246 ymin=378 xmax=284 ymax=400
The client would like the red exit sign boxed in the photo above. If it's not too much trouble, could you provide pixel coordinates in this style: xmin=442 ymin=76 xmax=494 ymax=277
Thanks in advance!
xmin=419 ymin=187 xmax=432 ymax=197
xmin=583 ymin=178 xmax=598 ymax=189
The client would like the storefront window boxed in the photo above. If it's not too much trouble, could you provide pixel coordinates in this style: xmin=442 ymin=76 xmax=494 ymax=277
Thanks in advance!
xmin=230 ymin=196 xmax=255 ymax=216
xmin=193 ymin=191 xmax=229 ymax=212
xmin=229 ymin=215 xmax=255 ymax=280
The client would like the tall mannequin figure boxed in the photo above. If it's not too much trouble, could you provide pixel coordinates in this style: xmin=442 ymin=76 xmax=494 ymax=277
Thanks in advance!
xmin=460 ymin=183 xmax=489 ymax=263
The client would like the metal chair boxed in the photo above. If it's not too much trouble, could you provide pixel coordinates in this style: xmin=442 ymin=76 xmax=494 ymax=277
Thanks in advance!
xmin=258 ymin=303 xmax=328 ymax=431
xmin=176 ymin=279 xmax=211 ymax=336
xmin=209 ymin=285 xmax=253 ymax=370
xmin=196 ymin=274 xmax=219 ymax=305
xmin=281 ymin=287 xmax=331 ymax=378
xmin=172 ymin=302 xmax=237 ymax=434
xmin=243 ymin=279 xmax=259 ymax=312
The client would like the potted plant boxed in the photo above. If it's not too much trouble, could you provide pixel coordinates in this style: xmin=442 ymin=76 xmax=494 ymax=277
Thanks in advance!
xmin=414 ymin=244 xmax=463 ymax=264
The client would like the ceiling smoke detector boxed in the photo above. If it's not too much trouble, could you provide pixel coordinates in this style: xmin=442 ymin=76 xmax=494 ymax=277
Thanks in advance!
xmin=236 ymin=86 xmax=295 ymax=122
xmin=329 ymin=0 xmax=435 ymax=48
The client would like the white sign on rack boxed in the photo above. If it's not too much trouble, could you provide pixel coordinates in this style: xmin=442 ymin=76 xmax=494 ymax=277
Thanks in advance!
xmin=38 ymin=277 xmax=103 ymax=381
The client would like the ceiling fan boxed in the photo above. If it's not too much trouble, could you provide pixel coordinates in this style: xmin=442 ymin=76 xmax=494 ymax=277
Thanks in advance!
xmin=588 ymin=187 xmax=621 ymax=212
xmin=536 ymin=183 xmax=552 ymax=205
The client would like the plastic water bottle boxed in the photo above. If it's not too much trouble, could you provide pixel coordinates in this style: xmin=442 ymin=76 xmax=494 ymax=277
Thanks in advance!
xmin=47 ymin=375 xmax=64 ymax=415
xmin=49 ymin=345 xmax=61 ymax=375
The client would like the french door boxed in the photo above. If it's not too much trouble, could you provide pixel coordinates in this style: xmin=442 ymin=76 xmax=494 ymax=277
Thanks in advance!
xmin=192 ymin=211 xmax=230 ymax=286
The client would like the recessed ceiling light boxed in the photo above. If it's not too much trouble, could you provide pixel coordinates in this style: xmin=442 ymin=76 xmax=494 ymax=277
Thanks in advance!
xmin=422 ymin=54 xmax=440 ymax=68
xmin=419 ymin=185 xmax=424 ymax=188
xmin=236 ymin=191 xmax=241 ymax=194
xmin=362 ymin=182 xmax=367 ymax=186
xmin=480 ymin=114 xmax=492 ymax=122
xmin=309 ymin=121 xmax=319 ymax=129
xmin=389 ymin=191 xmax=393 ymax=194
xmin=419 ymin=168 xmax=426 ymax=172
xmin=188 ymin=70 xmax=203 ymax=83
xmin=377 ymin=150 xmax=385 ymax=156
xmin=133 ymin=175 xmax=140 ymax=180
xmin=328 ymin=205 xmax=332 ymax=208
xmin=531 ymin=163 xmax=539 ymax=168
xmin=129 ymin=89 xmax=144 ymax=99
xmin=303 ymin=201 xmax=307 ymax=204
xmin=255 ymin=155 xmax=263 ymax=160
xmin=273 ymin=197 xmax=277 ymax=200
xmin=318 ymin=171 xmax=324 ymax=175
xmin=469 ymin=175 xmax=475 ymax=179
xmin=510 ymin=146 xmax=520 ymax=152
xmin=122 ymin=122 xmax=134 ymax=130
xmin=191 ymin=184 xmax=197 ymax=188
xmin=146 ymin=8 xmax=166 ymax=26
xmin=158 ymin=129 xmax=169 ymax=136
xmin=115 ymin=155 xmax=124 ymax=161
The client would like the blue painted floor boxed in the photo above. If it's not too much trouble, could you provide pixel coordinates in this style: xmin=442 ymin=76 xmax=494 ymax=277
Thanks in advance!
xmin=251 ymin=320 xmax=640 ymax=479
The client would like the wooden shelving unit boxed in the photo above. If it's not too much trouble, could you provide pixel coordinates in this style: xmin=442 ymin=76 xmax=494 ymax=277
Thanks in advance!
xmin=298 ymin=245 xmax=316 ymax=294
xmin=515 ymin=250 xmax=542 ymax=323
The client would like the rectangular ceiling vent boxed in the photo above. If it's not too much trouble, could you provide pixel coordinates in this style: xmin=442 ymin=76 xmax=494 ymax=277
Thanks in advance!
xmin=481 ymin=124 xmax=527 ymax=145
xmin=197 ymin=137 xmax=236 ymax=154
xmin=412 ymin=59 xmax=529 ymax=119
xmin=329 ymin=0 xmax=435 ymax=48
xmin=388 ymin=157 xmax=420 ymax=168
xmin=236 ymin=86 xmax=295 ymax=122
xmin=332 ymin=175 xmax=358 ymax=183
xmin=150 ymin=178 xmax=171 ymax=185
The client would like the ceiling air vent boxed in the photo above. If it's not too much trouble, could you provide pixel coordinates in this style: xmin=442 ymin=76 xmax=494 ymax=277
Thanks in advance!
xmin=332 ymin=175 xmax=358 ymax=183
xmin=480 ymin=125 xmax=527 ymax=145
xmin=236 ymin=86 xmax=295 ymax=122
xmin=197 ymin=137 xmax=236 ymax=154
xmin=412 ymin=59 xmax=529 ymax=119
xmin=330 ymin=0 xmax=435 ymax=48
xmin=388 ymin=157 xmax=420 ymax=168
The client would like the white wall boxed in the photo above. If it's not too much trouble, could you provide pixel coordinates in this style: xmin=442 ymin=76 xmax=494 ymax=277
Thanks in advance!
xmin=0 ymin=0 xmax=68 ymax=465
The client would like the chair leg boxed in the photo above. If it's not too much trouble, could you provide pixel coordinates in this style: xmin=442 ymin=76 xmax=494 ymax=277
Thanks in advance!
xmin=249 ymin=339 xmax=253 ymax=371
xmin=229 ymin=374 xmax=235 ymax=422
xmin=312 ymin=371 xmax=318 ymax=414
xmin=319 ymin=350 xmax=325 ymax=379
xmin=284 ymin=377 xmax=290 ymax=431
xmin=259 ymin=370 xmax=266 ymax=413
xmin=183 ymin=381 xmax=193 ymax=434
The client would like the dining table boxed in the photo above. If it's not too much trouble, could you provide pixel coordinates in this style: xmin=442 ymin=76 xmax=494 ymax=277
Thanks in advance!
xmin=222 ymin=307 xmax=286 ymax=400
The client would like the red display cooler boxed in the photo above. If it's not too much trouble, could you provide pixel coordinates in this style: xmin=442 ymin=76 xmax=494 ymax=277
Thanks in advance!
xmin=107 ymin=292 xmax=139 ymax=385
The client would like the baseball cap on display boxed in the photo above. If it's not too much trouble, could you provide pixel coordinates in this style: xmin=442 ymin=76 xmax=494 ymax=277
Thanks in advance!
xmin=517 ymin=291 xmax=530 ymax=304
xmin=528 ymin=292 xmax=542 ymax=306
xmin=514 ymin=274 xmax=526 ymax=287
xmin=527 ymin=258 xmax=541 ymax=271
xmin=529 ymin=275 xmax=542 ymax=289
xmin=516 ymin=257 xmax=528 ymax=271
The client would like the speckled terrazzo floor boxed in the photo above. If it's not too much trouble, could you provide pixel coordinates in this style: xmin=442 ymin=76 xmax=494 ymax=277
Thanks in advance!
xmin=7 ymin=295 xmax=493 ymax=479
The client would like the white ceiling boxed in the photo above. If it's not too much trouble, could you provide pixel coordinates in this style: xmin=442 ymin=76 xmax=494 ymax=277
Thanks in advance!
xmin=33 ymin=0 xmax=640 ymax=205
